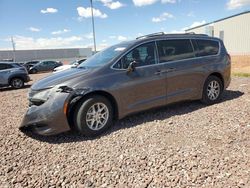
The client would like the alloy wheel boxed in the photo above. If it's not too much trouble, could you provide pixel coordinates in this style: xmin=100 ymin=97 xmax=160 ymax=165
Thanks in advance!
xmin=85 ymin=103 xmax=109 ymax=131
xmin=12 ymin=78 xmax=23 ymax=89
xmin=207 ymin=80 xmax=220 ymax=100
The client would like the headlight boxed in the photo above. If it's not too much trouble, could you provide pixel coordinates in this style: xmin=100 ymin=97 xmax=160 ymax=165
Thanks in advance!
xmin=30 ymin=88 xmax=54 ymax=102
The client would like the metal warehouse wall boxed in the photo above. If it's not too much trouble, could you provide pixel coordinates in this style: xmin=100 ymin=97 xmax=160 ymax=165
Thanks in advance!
xmin=0 ymin=48 xmax=92 ymax=62
xmin=186 ymin=12 xmax=250 ymax=55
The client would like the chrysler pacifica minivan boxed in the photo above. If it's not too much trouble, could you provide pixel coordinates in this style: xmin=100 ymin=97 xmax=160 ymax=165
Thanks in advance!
xmin=20 ymin=33 xmax=231 ymax=137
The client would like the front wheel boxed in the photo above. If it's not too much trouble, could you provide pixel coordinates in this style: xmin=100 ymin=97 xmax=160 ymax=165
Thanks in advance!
xmin=74 ymin=96 xmax=113 ymax=137
xmin=201 ymin=75 xmax=223 ymax=105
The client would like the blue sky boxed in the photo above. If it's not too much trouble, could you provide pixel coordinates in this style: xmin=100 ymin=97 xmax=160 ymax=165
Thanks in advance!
xmin=0 ymin=0 xmax=250 ymax=50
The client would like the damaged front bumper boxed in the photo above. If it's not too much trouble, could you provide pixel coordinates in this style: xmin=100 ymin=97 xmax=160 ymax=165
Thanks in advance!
xmin=19 ymin=90 xmax=72 ymax=136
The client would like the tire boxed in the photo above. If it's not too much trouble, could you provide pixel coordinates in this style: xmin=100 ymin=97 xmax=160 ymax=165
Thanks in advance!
xmin=11 ymin=78 xmax=24 ymax=89
xmin=201 ymin=75 xmax=223 ymax=105
xmin=74 ymin=95 xmax=114 ymax=137
xmin=30 ymin=69 xmax=37 ymax=74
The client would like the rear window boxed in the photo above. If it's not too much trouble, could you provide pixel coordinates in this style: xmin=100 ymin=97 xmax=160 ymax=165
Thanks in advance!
xmin=27 ymin=61 xmax=39 ymax=65
xmin=13 ymin=63 xmax=22 ymax=67
xmin=157 ymin=39 xmax=194 ymax=63
xmin=195 ymin=39 xmax=219 ymax=57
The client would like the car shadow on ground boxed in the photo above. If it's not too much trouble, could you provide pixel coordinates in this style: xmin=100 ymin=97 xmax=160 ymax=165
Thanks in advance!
xmin=0 ymin=85 xmax=31 ymax=92
xmin=21 ymin=90 xmax=244 ymax=144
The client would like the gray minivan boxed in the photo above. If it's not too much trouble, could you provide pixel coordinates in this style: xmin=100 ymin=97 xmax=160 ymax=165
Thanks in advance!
xmin=20 ymin=33 xmax=231 ymax=137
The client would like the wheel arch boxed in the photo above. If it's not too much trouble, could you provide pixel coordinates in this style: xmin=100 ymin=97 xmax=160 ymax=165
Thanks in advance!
xmin=207 ymin=72 xmax=224 ymax=89
xmin=199 ymin=72 xmax=225 ymax=99
xmin=67 ymin=90 xmax=119 ymax=129
xmin=8 ymin=76 xmax=24 ymax=85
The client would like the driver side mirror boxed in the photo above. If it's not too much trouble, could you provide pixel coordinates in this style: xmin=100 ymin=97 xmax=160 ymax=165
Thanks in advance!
xmin=127 ymin=61 xmax=136 ymax=73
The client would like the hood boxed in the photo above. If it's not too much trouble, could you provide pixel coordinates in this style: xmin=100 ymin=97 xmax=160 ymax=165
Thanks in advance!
xmin=32 ymin=68 xmax=91 ymax=90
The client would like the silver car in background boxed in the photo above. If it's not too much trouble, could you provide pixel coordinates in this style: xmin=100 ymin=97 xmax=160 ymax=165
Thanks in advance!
xmin=0 ymin=62 xmax=31 ymax=89
xmin=53 ymin=59 xmax=86 ymax=73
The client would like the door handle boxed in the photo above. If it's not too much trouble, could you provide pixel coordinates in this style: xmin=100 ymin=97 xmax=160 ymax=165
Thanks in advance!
xmin=154 ymin=70 xmax=162 ymax=75
xmin=155 ymin=68 xmax=176 ymax=75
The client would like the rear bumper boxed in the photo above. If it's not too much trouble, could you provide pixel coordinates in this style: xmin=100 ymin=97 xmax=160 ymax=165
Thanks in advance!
xmin=24 ymin=75 xmax=31 ymax=83
xmin=225 ymin=77 xmax=231 ymax=89
xmin=224 ymin=64 xmax=231 ymax=89
xmin=19 ymin=92 xmax=71 ymax=136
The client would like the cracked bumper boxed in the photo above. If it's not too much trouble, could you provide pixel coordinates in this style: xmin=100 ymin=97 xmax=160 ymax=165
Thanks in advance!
xmin=19 ymin=92 xmax=71 ymax=136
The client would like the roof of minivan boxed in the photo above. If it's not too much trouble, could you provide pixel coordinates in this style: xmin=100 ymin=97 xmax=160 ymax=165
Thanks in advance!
xmin=130 ymin=33 xmax=218 ymax=44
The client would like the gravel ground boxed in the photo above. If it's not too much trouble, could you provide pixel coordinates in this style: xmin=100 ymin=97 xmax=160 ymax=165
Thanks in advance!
xmin=0 ymin=73 xmax=250 ymax=187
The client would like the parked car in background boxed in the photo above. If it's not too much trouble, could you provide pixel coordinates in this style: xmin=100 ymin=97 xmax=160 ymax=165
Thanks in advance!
xmin=23 ymin=60 xmax=40 ymax=70
xmin=29 ymin=60 xmax=63 ymax=74
xmin=20 ymin=32 xmax=231 ymax=137
xmin=0 ymin=62 xmax=30 ymax=89
xmin=53 ymin=59 xmax=86 ymax=73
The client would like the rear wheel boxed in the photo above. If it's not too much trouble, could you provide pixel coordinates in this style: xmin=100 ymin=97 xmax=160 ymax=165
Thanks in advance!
xmin=11 ymin=78 xmax=24 ymax=89
xmin=201 ymin=75 xmax=223 ymax=105
xmin=74 ymin=96 xmax=113 ymax=137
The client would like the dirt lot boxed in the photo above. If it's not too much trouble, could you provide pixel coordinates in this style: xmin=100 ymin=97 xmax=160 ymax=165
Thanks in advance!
xmin=232 ymin=55 xmax=250 ymax=74
xmin=0 ymin=73 xmax=250 ymax=187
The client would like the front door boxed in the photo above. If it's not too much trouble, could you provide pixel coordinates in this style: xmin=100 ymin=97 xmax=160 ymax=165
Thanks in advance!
xmin=112 ymin=42 xmax=167 ymax=115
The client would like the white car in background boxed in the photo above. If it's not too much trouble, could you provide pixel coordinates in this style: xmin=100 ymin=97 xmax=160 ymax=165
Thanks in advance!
xmin=53 ymin=59 xmax=86 ymax=73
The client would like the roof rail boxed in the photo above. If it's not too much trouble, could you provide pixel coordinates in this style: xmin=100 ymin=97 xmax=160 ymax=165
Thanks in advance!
xmin=136 ymin=32 xmax=165 ymax=40
xmin=186 ymin=32 xmax=209 ymax=36
xmin=136 ymin=32 xmax=209 ymax=40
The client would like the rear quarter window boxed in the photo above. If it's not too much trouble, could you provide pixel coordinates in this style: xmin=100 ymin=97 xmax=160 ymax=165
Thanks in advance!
xmin=0 ymin=64 xmax=13 ymax=70
xmin=0 ymin=64 xmax=6 ymax=70
xmin=13 ymin=63 xmax=22 ymax=67
xmin=195 ymin=39 xmax=219 ymax=57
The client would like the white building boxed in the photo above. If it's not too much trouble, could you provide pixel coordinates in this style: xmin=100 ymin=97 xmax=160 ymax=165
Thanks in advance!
xmin=186 ymin=11 xmax=250 ymax=55
xmin=0 ymin=48 xmax=92 ymax=62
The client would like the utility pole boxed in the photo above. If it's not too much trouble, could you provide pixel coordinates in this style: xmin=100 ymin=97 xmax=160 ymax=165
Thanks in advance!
xmin=90 ymin=0 xmax=97 ymax=53
xmin=11 ymin=36 xmax=16 ymax=62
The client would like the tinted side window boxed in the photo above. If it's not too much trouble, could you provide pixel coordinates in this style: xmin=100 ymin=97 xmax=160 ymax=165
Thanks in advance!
xmin=12 ymin=63 xmax=22 ymax=68
xmin=0 ymin=64 xmax=13 ymax=70
xmin=0 ymin=64 xmax=6 ymax=70
xmin=47 ymin=61 xmax=56 ymax=65
xmin=195 ymin=39 xmax=219 ymax=57
xmin=5 ymin=64 xmax=13 ymax=69
xmin=78 ymin=59 xmax=86 ymax=64
xmin=114 ymin=42 xmax=157 ymax=69
xmin=27 ymin=61 xmax=39 ymax=65
xmin=43 ymin=61 xmax=49 ymax=65
xmin=157 ymin=39 xmax=194 ymax=63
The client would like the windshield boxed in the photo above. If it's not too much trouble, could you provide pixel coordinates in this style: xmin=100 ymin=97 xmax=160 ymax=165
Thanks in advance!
xmin=78 ymin=42 xmax=133 ymax=68
xmin=70 ymin=60 xmax=77 ymax=65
